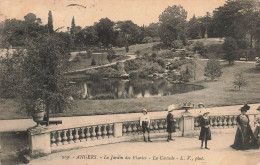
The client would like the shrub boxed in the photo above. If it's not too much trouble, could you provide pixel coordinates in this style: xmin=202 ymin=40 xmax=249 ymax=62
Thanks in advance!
xmin=193 ymin=41 xmax=207 ymax=56
xmin=91 ymin=58 xmax=96 ymax=65
xmin=72 ymin=55 xmax=81 ymax=62
xmin=171 ymin=40 xmax=183 ymax=50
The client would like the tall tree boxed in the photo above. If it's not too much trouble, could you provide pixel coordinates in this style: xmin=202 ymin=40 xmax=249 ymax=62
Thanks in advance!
xmin=48 ymin=10 xmax=54 ymax=33
xmin=187 ymin=15 xmax=200 ymax=39
xmin=70 ymin=16 xmax=76 ymax=39
xmin=96 ymin=18 xmax=115 ymax=48
xmin=223 ymin=37 xmax=238 ymax=64
xmin=158 ymin=5 xmax=187 ymax=46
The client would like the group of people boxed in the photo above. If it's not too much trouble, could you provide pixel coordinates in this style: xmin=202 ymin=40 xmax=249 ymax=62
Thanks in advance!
xmin=139 ymin=104 xmax=260 ymax=150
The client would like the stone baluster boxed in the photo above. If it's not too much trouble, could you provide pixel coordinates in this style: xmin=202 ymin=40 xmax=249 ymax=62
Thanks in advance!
xmin=56 ymin=131 xmax=62 ymax=146
xmin=122 ymin=124 xmax=127 ymax=136
xmin=213 ymin=117 xmax=218 ymax=129
xmin=149 ymin=121 xmax=154 ymax=133
xmin=227 ymin=116 xmax=232 ymax=128
xmin=158 ymin=120 xmax=164 ymax=132
xmin=218 ymin=117 xmax=223 ymax=129
xmin=102 ymin=125 xmax=108 ymax=139
xmin=62 ymin=130 xmax=68 ymax=145
xmin=132 ymin=123 xmax=137 ymax=135
xmin=74 ymin=128 xmax=80 ymax=143
xmin=127 ymin=123 xmax=133 ymax=135
xmin=91 ymin=126 xmax=97 ymax=140
xmin=223 ymin=116 xmax=227 ymax=128
xmin=97 ymin=125 xmax=102 ymax=140
xmin=232 ymin=116 xmax=237 ymax=127
xmin=154 ymin=120 xmax=159 ymax=133
xmin=86 ymin=127 xmax=91 ymax=140
xmin=80 ymin=127 xmax=85 ymax=142
xmin=138 ymin=124 xmax=143 ymax=134
xmin=51 ymin=132 xmax=57 ymax=147
xmin=108 ymin=124 xmax=113 ymax=138
xmin=68 ymin=129 xmax=74 ymax=144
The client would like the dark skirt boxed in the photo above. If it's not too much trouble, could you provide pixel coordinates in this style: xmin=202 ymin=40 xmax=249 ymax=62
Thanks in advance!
xmin=199 ymin=127 xmax=211 ymax=140
xmin=166 ymin=113 xmax=176 ymax=133
xmin=231 ymin=125 xmax=258 ymax=150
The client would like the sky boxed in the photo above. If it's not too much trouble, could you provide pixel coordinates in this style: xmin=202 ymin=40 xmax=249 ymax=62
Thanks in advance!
xmin=0 ymin=0 xmax=226 ymax=31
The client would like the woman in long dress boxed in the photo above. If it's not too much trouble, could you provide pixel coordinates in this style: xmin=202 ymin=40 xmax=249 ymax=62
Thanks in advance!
xmin=231 ymin=104 xmax=257 ymax=150
xmin=253 ymin=106 xmax=260 ymax=148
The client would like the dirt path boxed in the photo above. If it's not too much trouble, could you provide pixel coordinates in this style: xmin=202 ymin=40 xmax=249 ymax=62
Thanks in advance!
xmin=66 ymin=54 xmax=136 ymax=74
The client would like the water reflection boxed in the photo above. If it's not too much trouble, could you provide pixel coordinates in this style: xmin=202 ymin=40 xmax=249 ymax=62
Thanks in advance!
xmin=76 ymin=78 xmax=203 ymax=100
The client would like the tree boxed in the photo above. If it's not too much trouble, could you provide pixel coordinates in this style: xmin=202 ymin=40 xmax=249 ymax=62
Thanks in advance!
xmin=22 ymin=35 xmax=72 ymax=118
xmin=193 ymin=41 xmax=206 ymax=56
xmin=158 ymin=5 xmax=187 ymax=46
xmin=96 ymin=18 xmax=115 ymax=48
xmin=187 ymin=15 xmax=200 ymax=39
xmin=223 ymin=37 xmax=238 ymax=64
xmin=233 ymin=72 xmax=248 ymax=90
xmin=70 ymin=16 xmax=76 ymax=38
xmin=48 ymin=10 xmax=54 ymax=33
xmin=204 ymin=59 xmax=222 ymax=81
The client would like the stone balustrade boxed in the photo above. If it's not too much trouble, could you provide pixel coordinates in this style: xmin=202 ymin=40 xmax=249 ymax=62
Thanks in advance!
xmin=122 ymin=118 xmax=181 ymax=136
xmin=27 ymin=104 xmax=260 ymax=156
xmin=50 ymin=124 xmax=114 ymax=147
xmin=194 ymin=115 xmax=239 ymax=130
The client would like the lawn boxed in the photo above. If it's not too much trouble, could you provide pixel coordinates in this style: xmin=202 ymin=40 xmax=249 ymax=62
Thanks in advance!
xmin=1 ymin=60 xmax=260 ymax=120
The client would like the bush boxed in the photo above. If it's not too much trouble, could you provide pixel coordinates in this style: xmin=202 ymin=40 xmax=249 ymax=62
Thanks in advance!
xmin=72 ymin=55 xmax=81 ymax=62
xmin=152 ymin=43 xmax=167 ymax=51
xmin=91 ymin=58 xmax=96 ymax=65
xmin=236 ymin=39 xmax=249 ymax=49
xmin=193 ymin=41 xmax=207 ymax=56
xmin=206 ymin=44 xmax=223 ymax=58
xmin=156 ymin=57 xmax=166 ymax=68
xmin=171 ymin=40 xmax=183 ymax=50
xmin=142 ymin=37 xmax=153 ymax=43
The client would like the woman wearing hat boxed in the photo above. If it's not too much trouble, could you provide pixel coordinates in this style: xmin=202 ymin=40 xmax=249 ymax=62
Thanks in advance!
xmin=199 ymin=112 xmax=211 ymax=149
xmin=166 ymin=105 xmax=176 ymax=142
xmin=253 ymin=106 xmax=260 ymax=148
xmin=231 ymin=104 xmax=257 ymax=150
xmin=140 ymin=109 xmax=152 ymax=142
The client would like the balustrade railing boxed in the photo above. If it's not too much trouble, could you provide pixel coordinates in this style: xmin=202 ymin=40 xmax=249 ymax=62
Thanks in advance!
xmin=194 ymin=115 xmax=239 ymax=130
xmin=28 ymin=104 xmax=260 ymax=156
xmin=50 ymin=124 xmax=114 ymax=147
xmin=122 ymin=118 xmax=181 ymax=136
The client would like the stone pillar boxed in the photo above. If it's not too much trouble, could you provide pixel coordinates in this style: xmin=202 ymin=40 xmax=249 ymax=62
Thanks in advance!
xmin=180 ymin=112 xmax=195 ymax=136
xmin=28 ymin=127 xmax=51 ymax=156
xmin=114 ymin=123 xmax=122 ymax=137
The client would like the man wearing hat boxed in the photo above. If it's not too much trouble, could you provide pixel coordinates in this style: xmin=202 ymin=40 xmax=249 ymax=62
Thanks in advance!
xmin=140 ymin=109 xmax=152 ymax=142
xmin=199 ymin=111 xmax=211 ymax=149
xmin=166 ymin=104 xmax=176 ymax=142
xmin=231 ymin=104 xmax=258 ymax=150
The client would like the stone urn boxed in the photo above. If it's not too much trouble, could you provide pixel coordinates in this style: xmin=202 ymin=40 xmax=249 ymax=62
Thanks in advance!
xmin=32 ymin=98 xmax=45 ymax=127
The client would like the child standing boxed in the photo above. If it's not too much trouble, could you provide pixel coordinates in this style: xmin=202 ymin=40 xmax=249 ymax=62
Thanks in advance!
xmin=199 ymin=112 xmax=211 ymax=149
xmin=140 ymin=109 xmax=152 ymax=142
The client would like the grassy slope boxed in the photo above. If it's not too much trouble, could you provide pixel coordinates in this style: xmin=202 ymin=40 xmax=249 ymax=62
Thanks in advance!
xmin=1 ymin=60 xmax=260 ymax=119
xmin=68 ymin=43 xmax=157 ymax=72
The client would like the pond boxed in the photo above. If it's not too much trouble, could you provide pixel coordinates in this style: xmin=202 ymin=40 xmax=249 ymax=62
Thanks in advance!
xmin=74 ymin=78 xmax=204 ymax=100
